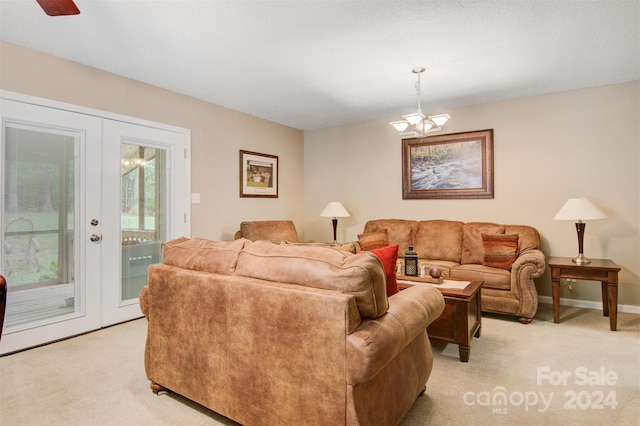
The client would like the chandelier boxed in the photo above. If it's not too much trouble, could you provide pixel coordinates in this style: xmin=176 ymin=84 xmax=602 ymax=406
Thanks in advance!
xmin=390 ymin=67 xmax=450 ymax=138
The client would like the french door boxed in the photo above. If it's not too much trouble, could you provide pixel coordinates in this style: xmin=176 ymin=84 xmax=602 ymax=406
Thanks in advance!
xmin=101 ymin=120 xmax=187 ymax=326
xmin=0 ymin=95 xmax=189 ymax=354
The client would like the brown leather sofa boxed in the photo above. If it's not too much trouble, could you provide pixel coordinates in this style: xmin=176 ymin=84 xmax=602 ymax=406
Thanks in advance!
xmin=140 ymin=237 xmax=445 ymax=425
xmin=362 ymin=219 xmax=546 ymax=323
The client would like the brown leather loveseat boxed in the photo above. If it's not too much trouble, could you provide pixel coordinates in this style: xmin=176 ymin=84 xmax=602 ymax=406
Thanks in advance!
xmin=140 ymin=237 xmax=445 ymax=425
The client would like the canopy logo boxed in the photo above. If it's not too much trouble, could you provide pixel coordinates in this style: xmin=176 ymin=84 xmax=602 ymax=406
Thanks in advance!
xmin=462 ymin=366 xmax=618 ymax=414
xmin=463 ymin=387 xmax=553 ymax=413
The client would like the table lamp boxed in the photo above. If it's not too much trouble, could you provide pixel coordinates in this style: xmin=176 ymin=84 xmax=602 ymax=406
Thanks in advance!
xmin=320 ymin=202 xmax=350 ymax=243
xmin=553 ymin=197 xmax=607 ymax=264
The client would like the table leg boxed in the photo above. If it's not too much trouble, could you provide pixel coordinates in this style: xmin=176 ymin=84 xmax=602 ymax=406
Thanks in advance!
xmin=608 ymin=282 xmax=618 ymax=331
xmin=552 ymin=277 xmax=561 ymax=323
xmin=601 ymin=282 xmax=609 ymax=317
xmin=459 ymin=345 xmax=470 ymax=363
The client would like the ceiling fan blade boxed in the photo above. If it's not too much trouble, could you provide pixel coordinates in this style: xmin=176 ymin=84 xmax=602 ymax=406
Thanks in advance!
xmin=35 ymin=0 xmax=80 ymax=16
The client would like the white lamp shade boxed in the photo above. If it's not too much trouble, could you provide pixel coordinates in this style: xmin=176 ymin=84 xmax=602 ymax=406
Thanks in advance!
xmin=430 ymin=114 xmax=451 ymax=126
xmin=420 ymin=120 xmax=434 ymax=131
xmin=402 ymin=112 xmax=426 ymax=125
xmin=320 ymin=202 xmax=350 ymax=218
xmin=553 ymin=198 xmax=607 ymax=221
xmin=389 ymin=120 xmax=409 ymax=132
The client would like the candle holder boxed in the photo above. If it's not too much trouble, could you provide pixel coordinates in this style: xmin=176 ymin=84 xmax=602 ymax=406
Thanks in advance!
xmin=404 ymin=245 xmax=418 ymax=276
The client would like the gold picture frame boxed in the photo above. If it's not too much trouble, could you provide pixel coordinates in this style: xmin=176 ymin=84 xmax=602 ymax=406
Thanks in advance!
xmin=402 ymin=129 xmax=494 ymax=199
xmin=239 ymin=150 xmax=279 ymax=198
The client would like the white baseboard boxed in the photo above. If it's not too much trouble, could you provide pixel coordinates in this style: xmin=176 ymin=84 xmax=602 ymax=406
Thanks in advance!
xmin=538 ymin=295 xmax=640 ymax=315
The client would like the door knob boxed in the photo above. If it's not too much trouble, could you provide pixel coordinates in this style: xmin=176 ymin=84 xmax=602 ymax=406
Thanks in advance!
xmin=90 ymin=234 xmax=102 ymax=243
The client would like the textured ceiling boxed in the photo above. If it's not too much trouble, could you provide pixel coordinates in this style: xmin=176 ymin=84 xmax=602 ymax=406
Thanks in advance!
xmin=1 ymin=0 xmax=638 ymax=130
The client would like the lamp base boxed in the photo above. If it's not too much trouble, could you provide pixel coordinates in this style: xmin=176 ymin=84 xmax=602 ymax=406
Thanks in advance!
xmin=331 ymin=218 xmax=338 ymax=244
xmin=572 ymin=254 xmax=592 ymax=265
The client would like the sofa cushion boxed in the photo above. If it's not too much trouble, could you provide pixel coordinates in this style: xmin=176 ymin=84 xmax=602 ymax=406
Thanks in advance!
xmin=415 ymin=220 xmax=464 ymax=263
xmin=461 ymin=222 xmax=506 ymax=264
xmin=450 ymin=264 xmax=511 ymax=290
xmin=282 ymin=240 xmax=361 ymax=254
xmin=370 ymin=244 xmax=399 ymax=296
xmin=505 ymin=225 xmax=540 ymax=253
xmin=416 ymin=260 xmax=460 ymax=278
xmin=162 ymin=237 xmax=249 ymax=275
xmin=363 ymin=219 xmax=417 ymax=256
xmin=482 ymin=234 xmax=519 ymax=270
xmin=235 ymin=240 xmax=389 ymax=319
xmin=357 ymin=229 xmax=388 ymax=251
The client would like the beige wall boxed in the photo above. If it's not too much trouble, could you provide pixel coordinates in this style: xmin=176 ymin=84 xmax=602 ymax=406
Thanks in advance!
xmin=2 ymin=41 xmax=638 ymax=309
xmin=304 ymin=82 xmax=639 ymax=308
xmin=0 ymin=41 xmax=305 ymax=241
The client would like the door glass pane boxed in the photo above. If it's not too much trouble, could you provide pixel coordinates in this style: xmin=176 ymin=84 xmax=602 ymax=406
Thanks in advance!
xmin=120 ymin=143 xmax=166 ymax=301
xmin=3 ymin=125 xmax=77 ymax=327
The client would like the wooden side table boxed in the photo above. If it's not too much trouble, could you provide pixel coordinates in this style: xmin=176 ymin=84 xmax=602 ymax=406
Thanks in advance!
xmin=548 ymin=257 xmax=622 ymax=331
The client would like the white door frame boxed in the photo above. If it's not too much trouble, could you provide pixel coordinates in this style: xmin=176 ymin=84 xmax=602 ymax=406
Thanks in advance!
xmin=0 ymin=90 xmax=190 ymax=354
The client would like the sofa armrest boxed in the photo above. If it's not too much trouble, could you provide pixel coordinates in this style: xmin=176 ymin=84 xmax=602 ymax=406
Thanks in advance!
xmin=508 ymin=248 xmax=546 ymax=321
xmin=512 ymin=248 xmax=546 ymax=278
xmin=346 ymin=285 xmax=444 ymax=384
xmin=388 ymin=285 xmax=446 ymax=327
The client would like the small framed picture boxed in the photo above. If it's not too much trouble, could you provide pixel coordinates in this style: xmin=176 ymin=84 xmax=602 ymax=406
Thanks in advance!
xmin=239 ymin=150 xmax=279 ymax=198
xmin=402 ymin=129 xmax=494 ymax=199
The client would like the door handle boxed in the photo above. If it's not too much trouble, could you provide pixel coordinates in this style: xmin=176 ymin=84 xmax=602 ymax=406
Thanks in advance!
xmin=90 ymin=234 xmax=102 ymax=243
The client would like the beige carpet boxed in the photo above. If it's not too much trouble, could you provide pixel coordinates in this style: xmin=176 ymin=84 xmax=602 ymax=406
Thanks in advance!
xmin=1 ymin=303 xmax=638 ymax=425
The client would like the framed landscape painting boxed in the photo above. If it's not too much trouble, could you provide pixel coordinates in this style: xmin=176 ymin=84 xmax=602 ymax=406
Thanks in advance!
xmin=402 ymin=129 xmax=494 ymax=199
xmin=239 ymin=150 xmax=278 ymax=198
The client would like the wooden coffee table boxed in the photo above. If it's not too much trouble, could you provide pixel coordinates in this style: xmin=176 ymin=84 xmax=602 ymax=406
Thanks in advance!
xmin=398 ymin=277 xmax=483 ymax=362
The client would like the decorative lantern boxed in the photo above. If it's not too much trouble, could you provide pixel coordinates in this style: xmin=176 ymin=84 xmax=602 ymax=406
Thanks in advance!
xmin=404 ymin=245 xmax=418 ymax=276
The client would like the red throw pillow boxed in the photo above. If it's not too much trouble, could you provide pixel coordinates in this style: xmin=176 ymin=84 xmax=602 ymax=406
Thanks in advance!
xmin=370 ymin=244 xmax=399 ymax=296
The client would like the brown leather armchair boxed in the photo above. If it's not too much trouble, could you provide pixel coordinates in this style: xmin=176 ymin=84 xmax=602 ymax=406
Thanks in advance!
xmin=233 ymin=220 xmax=299 ymax=244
